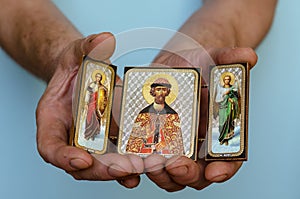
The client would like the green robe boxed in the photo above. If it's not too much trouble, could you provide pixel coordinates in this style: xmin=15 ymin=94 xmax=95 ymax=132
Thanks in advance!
xmin=216 ymin=86 xmax=239 ymax=144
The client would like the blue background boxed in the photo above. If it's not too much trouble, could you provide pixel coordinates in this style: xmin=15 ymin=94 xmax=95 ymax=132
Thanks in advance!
xmin=0 ymin=0 xmax=299 ymax=198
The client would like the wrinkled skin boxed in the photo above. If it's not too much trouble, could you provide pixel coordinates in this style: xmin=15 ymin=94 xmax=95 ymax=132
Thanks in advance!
xmin=36 ymin=32 xmax=144 ymax=188
xmin=36 ymin=31 xmax=257 ymax=191
xmin=144 ymin=47 xmax=257 ymax=192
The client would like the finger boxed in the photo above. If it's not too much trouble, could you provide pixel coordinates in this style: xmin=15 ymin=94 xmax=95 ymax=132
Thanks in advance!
xmin=205 ymin=161 xmax=243 ymax=183
xmin=36 ymin=111 xmax=93 ymax=171
xmin=117 ymin=175 xmax=141 ymax=189
xmin=209 ymin=47 xmax=258 ymax=68
xmin=126 ymin=154 xmax=145 ymax=174
xmin=165 ymin=157 xmax=211 ymax=190
xmin=69 ymin=153 xmax=143 ymax=181
xmin=80 ymin=32 xmax=116 ymax=63
xmin=144 ymin=154 xmax=185 ymax=192
xmin=116 ymin=154 xmax=144 ymax=188
xmin=36 ymin=71 xmax=93 ymax=172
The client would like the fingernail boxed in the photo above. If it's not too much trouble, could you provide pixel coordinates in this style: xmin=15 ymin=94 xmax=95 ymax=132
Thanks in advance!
xmin=98 ymin=32 xmax=112 ymax=39
xmin=211 ymin=174 xmax=228 ymax=182
xmin=108 ymin=164 xmax=127 ymax=177
xmin=168 ymin=165 xmax=188 ymax=177
xmin=88 ymin=33 xmax=111 ymax=43
xmin=70 ymin=158 xmax=90 ymax=170
xmin=87 ymin=34 xmax=98 ymax=43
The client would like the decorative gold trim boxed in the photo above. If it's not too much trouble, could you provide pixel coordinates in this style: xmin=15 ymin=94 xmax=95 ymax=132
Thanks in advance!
xmin=142 ymin=73 xmax=179 ymax=105
xmin=206 ymin=63 xmax=249 ymax=161
xmin=118 ymin=67 xmax=200 ymax=160
xmin=73 ymin=56 xmax=115 ymax=154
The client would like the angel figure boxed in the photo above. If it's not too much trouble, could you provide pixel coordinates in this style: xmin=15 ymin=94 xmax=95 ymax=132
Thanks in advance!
xmin=83 ymin=72 xmax=108 ymax=141
xmin=214 ymin=72 xmax=240 ymax=146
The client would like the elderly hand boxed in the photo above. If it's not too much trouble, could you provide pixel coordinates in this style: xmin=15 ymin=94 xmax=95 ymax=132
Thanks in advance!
xmin=36 ymin=32 xmax=143 ymax=188
xmin=144 ymin=47 xmax=257 ymax=192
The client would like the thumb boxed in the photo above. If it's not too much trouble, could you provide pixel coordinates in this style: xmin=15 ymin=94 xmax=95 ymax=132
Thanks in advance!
xmin=81 ymin=32 xmax=116 ymax=62
xmin=209 ymin=47 xmax=258 ymax=68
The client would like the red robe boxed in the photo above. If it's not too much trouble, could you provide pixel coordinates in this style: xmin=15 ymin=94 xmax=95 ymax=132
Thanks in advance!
xmin=126 ymin=103 xmax=184 ymax=155
xmin=84 ymin=83 xmax=107 ymax=140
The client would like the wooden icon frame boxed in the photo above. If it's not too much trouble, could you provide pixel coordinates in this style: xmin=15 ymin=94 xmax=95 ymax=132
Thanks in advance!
xmin=206 ymin=63 xmax=249 ymax=161
xmin=117 ymin=67 xmax=201 ymax=160
xmin=71 ymin=56 xmax=116 ymax=154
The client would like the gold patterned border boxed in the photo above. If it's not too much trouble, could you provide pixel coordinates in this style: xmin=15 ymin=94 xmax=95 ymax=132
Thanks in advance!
xmin=73 ymin=56 xmax=115 ymax=154
xmin=118 ymin=67 xmax=201 ymax=159
xmin=206 ymin=63 xmax=249 ymax=161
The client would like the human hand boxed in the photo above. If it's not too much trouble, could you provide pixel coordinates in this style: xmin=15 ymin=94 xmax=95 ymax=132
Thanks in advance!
xmin=145 ymin=47 xmax=257 ymax=192
xmin=36 ymin=32 xmax=143 ymax=188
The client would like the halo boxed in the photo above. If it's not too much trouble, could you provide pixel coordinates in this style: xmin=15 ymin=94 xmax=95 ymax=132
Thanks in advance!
xmin=142 ymin=73 xmax=178 ymax=105
xmin=220 ymin=72 xmax=235 ymax=86
xmin=91 ymin=69 xmax=106 ymax=84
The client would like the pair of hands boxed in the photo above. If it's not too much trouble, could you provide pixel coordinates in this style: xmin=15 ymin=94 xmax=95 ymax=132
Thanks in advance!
xmin=36 ymin=32 xmax=257 ymax=192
